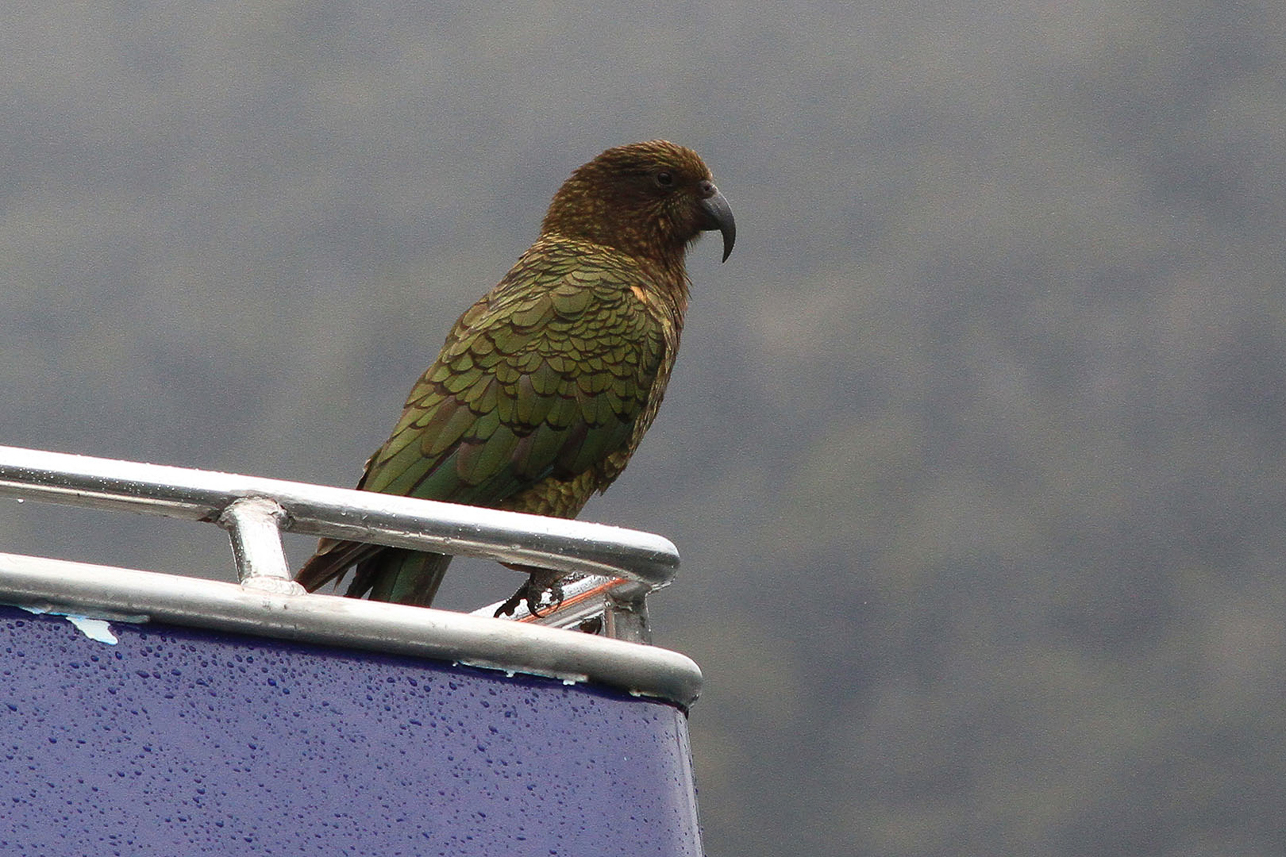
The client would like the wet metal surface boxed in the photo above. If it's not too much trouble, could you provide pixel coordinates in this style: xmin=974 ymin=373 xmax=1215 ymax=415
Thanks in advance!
xmin=0 ymin=552 xmax=702 ymax=706
xmin=0 ymin=444 xmax=680 ymax=586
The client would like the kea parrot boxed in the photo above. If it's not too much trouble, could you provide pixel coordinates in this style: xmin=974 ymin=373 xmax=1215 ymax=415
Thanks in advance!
xmin=295 ymin=140 xmax=735 ymax=613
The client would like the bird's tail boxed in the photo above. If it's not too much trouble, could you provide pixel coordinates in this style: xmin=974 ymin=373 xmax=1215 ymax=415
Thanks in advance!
xmin=352 ymin=548 xmax=452 ymax=606
xmin=295 ymin=539 xmax=453 ymax=608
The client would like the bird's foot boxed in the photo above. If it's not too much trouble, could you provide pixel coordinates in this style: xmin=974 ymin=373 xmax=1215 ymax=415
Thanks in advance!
xmin=494 ymin=572 xmax=565 ymax=618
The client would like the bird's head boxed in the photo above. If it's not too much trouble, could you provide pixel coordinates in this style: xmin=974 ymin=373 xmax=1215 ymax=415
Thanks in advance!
xmin=542 ymin=140 xmax=736 ymax=265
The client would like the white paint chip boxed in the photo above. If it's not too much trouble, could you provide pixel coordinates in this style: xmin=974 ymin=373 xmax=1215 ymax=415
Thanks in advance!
xmin=65 ymin=616 xmax=119 ymax=644
xmin=18 ymin=605 xmax=120 ymax=644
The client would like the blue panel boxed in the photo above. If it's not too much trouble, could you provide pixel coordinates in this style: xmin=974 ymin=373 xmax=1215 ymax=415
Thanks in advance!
xmin=0 ymin=605 xmax=703 ymax=856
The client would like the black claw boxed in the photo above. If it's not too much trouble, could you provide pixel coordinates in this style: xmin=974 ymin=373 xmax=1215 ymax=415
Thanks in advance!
xmin=527 ymin=579 xmax=565 ymax=618
xmin=494 ymin=575 xmax=566 ymax=618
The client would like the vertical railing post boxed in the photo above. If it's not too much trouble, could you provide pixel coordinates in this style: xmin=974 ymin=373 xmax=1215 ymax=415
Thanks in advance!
xmin=218 ymin=496 xmax=304 ymax=595
xmin=603 ymin=593 xmax=651 ymax=644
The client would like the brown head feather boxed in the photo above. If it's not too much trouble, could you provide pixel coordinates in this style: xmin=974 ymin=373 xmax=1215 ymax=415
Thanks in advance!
xmin=541 ymin=140 xmax=725 ymax=271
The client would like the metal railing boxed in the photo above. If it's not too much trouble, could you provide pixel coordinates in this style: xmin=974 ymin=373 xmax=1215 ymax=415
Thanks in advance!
xmin=0 ymin=445 xmax=680 ymax=642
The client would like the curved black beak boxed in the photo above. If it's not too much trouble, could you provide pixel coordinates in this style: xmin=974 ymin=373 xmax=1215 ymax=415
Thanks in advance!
xmin=699 ymin=189 xmax=736 ymax=262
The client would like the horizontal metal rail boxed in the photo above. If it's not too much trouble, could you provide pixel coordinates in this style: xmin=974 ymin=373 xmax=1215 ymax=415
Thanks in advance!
xmin=0 ymin=551 xmax=702 ymax=707
xmin=0 ymin=445 xmax=681 ymax=640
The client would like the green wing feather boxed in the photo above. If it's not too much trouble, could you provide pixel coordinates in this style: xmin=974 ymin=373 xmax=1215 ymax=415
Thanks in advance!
xmin=295 ymin=240 xmax=668 ymax=599
xmin=298 ymin=239 xmax=669 ymax=603
xmin=361 ymin=238 xmax=665 ymax=513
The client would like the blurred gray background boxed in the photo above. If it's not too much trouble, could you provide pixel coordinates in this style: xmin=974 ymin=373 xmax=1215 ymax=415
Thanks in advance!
xmin=4 ymin=2 xmax=1286 ymax=855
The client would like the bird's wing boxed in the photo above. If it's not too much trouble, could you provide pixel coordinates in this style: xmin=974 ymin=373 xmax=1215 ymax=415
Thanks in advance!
xmin=295 ymin=245 xmax=668 ymax=596
xmin=361 ymin=244 xmax=668 ymax=509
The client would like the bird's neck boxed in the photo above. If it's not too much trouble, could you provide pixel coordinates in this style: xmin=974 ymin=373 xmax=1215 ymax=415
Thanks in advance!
xmin=613 ymin=245 xmax=691 ymax=322
xmin=644 ymin=255 xmax=692 ymax=319
xmin=537 ymin=232 xmax=691 ymax=319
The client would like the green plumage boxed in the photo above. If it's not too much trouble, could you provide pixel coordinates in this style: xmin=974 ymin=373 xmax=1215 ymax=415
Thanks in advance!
xmin=295 ymin=140 xmax=735 ymax=609
xmin=365 ymin=241 xmax=660 ymax=506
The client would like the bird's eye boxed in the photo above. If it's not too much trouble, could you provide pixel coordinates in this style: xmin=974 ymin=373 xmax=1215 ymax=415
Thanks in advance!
xmin=655 ymin=171 xmax=674 ymax=187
